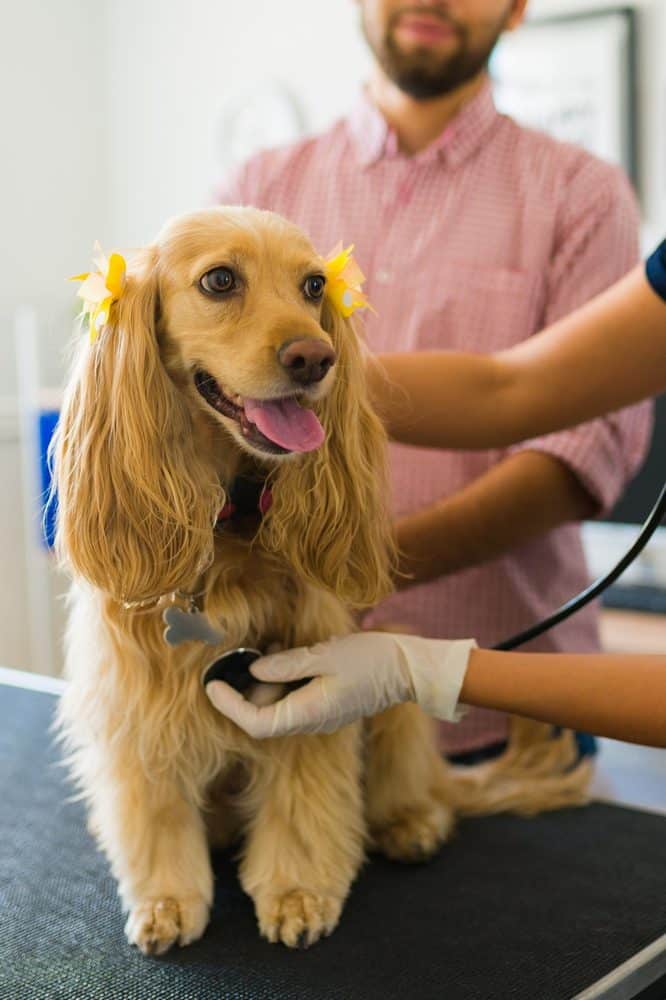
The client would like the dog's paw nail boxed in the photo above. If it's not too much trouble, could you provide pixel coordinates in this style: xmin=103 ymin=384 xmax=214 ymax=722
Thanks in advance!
xmin=256 ymin=889 xmax=342 ymax=948
xmin=125 ymin=896 xmax=209 ymax=955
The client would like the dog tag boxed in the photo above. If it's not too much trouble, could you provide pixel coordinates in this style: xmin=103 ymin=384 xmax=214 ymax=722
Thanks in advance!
xmin=162 ymin=605 xmax=226 ymax=647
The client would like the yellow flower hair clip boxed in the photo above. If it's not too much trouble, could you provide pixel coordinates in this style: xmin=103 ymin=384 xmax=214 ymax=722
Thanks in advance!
xmin=70 ymin=242 xmax=127 ymax=343
xmin=324 ymin=243 xmax=375 ymax=318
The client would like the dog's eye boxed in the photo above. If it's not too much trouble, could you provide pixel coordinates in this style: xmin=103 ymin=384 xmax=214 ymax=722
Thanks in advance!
xmin=304 ymin=274 xmax=326 ymax=301
xmin=200 ymin=267 xmax=236 ymax=296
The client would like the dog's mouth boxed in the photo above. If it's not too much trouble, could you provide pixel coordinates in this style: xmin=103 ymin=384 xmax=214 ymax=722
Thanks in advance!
xmin=194 ymin=370 xmax=325 ymax=455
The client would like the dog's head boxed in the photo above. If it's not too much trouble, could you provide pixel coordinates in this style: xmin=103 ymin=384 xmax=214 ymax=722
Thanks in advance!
xmin=55 ymin=207 xmax=393 ymax=607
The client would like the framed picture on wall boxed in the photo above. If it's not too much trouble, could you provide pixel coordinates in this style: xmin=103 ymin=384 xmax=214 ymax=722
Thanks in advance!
xmin=491 ymin=8 xmax=637 ymax=187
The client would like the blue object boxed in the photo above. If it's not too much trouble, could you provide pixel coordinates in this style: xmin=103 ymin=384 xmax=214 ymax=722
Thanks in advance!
xmin=574 ymin=732 xmax=598 ymax=759
xmin=645 ymin=239 xmax=666 ymax=301
xmin=38 ymin=409 xmax=59 ymax=549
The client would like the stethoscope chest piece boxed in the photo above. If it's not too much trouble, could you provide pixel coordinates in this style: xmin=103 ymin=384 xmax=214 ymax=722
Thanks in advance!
xmin=202 ymin=647 xmax=262 ymax=693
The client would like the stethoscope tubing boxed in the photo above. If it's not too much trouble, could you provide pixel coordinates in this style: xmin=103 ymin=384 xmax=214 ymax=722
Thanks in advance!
xmin=494 ymin=482 xmax=666 ymax=651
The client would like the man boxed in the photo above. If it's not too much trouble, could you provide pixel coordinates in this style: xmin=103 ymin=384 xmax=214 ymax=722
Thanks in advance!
xmin=217 ymin=0 xmax=651 ymax=760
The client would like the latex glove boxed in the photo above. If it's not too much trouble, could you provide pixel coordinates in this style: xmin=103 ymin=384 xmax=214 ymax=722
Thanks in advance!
xmin=205 ymin=631 xmax=477 ymax=739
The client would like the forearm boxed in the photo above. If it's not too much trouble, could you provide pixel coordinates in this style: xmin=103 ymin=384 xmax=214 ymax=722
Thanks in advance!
xmin=395 ymin=450 xmax=595 ymax=586
xmin=368 ymin=349 xmax=511 ymax=449
xmin=504 ymin=266 xmax=665 ymax=438
xmin=209 ymin=630 xmax=666 ymax=747
xmin=368 ymin=266 xmax=666 ymax=450
xmin=462 ymin=647 xmax=666 ymax=747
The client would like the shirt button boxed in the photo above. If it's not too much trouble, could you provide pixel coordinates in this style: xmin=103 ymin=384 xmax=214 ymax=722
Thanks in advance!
xmin=376 ymin=269 xmax=392 ymax=284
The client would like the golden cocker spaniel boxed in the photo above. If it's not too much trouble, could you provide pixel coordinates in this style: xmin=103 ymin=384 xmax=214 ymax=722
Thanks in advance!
xmin=53 ymin=207 xmax=453 ymax=954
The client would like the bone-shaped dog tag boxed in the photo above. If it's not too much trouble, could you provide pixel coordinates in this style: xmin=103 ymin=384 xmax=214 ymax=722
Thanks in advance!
xmin=162 ymin=605 xmax=226 ymax=647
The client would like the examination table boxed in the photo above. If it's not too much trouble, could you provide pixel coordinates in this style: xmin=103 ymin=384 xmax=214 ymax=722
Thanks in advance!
xmin=1 ymin=671 xmax=664 ymax=1000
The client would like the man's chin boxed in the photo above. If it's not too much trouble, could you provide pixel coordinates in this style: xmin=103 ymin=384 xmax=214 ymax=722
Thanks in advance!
xmin=390 ymin=69 xmax=463 ymax=101
xmin=381 ymin=45 xmax=469 ymax=99
xmin=383 ymin=52 xmax=489 ymax=101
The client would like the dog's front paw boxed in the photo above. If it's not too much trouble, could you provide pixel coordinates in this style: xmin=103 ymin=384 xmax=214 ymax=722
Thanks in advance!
xmin=125 ymin=895 xmax=209 ymax=955
xmin=255 ymin=889 xmax=343 ymax=948
xmin=371 ymin=800 xmax=454 ymax=863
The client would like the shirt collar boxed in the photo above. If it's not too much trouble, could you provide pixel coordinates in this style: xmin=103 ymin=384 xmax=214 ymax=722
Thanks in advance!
xmin=347 ymin=77 xmax=498 ymax=169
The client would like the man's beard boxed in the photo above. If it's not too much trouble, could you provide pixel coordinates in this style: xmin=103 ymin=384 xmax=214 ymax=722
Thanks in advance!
xmin=363 ymin=6 xmax=511 ymax=101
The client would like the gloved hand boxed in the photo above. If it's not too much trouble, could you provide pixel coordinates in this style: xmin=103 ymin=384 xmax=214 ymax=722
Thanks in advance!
xmin=205 ymin=631 xmax=477 ymax=739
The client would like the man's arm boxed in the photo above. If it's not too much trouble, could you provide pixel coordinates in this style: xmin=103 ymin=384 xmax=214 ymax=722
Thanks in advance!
xmin=395 ymin=449 xmax=594 ymax=586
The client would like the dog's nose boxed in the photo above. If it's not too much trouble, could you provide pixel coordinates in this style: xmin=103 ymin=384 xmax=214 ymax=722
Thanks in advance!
xmin=278 ymin=338 xmax=336 ymax=386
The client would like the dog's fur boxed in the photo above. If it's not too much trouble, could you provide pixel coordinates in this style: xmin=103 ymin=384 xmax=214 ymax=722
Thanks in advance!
xmin=54 ymin=207 xmax=592 ymax=955
xmin=53 ymin=208 xmax=455 ymax=953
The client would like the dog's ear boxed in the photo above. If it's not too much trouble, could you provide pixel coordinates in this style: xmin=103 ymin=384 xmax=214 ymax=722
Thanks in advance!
xmin=53 ymin=248 xmax=222 ymax=604
xmin=260 ymin=300 xmax=395 ymax=609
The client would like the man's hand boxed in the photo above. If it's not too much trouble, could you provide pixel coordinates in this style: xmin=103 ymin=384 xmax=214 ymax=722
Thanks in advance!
xmin=205 ymin=632 xmax=476 ymax=739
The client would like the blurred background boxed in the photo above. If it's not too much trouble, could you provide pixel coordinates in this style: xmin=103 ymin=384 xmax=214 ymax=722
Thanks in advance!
xmin=0 ymin=0 xmax=664 ymax=678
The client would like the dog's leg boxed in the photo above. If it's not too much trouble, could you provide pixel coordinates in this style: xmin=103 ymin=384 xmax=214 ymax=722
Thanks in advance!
xmin=365 ymin=702 xmax=455 ymax=862
xmin=88 ymin=763 xmax=213 ymax=956
xmin=239 ymin=724 xmax=365 ymax=948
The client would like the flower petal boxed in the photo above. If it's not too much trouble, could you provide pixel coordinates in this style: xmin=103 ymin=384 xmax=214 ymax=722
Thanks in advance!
xmin=105 ymin=252 xmax=126 ymax=299
xmin=77 ymin=272 xmax=108 ymax=305
xmin=323 ymin=243 xmax=373 ymax=317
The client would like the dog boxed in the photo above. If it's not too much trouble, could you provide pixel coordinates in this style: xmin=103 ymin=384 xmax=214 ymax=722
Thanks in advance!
xmin=53 ymin=207 xmax=455 ymax=954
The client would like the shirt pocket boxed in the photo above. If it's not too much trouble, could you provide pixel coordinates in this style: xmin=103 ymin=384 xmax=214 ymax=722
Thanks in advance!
xmin=415 ymin=262 xmax=544 ymax=352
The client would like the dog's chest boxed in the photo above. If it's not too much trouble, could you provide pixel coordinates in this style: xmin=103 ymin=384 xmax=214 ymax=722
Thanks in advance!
xmin=206 ymin=545 xmax=302 ymax=647
xmin=206 ymin=539 xmax=350 ymax=651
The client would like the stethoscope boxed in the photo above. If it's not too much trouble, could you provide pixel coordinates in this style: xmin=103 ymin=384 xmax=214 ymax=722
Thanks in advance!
xmin=202 ymin=482 xmax=666 ymax=693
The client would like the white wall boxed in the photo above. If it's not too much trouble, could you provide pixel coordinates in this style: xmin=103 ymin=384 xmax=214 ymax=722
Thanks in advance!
xmin=0 ymin=0 xmax=107 ymax=671
xmin=102 ymin=0 xmax=371 ymax=247
xmin=0 ymin=0 xmax=107 ymax=389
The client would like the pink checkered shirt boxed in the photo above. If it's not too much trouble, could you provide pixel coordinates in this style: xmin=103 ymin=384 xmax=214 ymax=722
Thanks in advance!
xmin=218 ymin=80 xmax=652 ymax=754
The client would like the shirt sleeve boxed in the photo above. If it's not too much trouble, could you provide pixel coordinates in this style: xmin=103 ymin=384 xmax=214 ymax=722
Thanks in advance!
xmin=646 ymin=240 xmax=666 ymax=301
xmin=507 ymin=160 xmax=653 ymax=515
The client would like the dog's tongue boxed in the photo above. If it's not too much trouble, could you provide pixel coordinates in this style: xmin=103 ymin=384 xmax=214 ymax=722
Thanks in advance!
xmin=244 ymin=397 xmax=325 ymax=452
